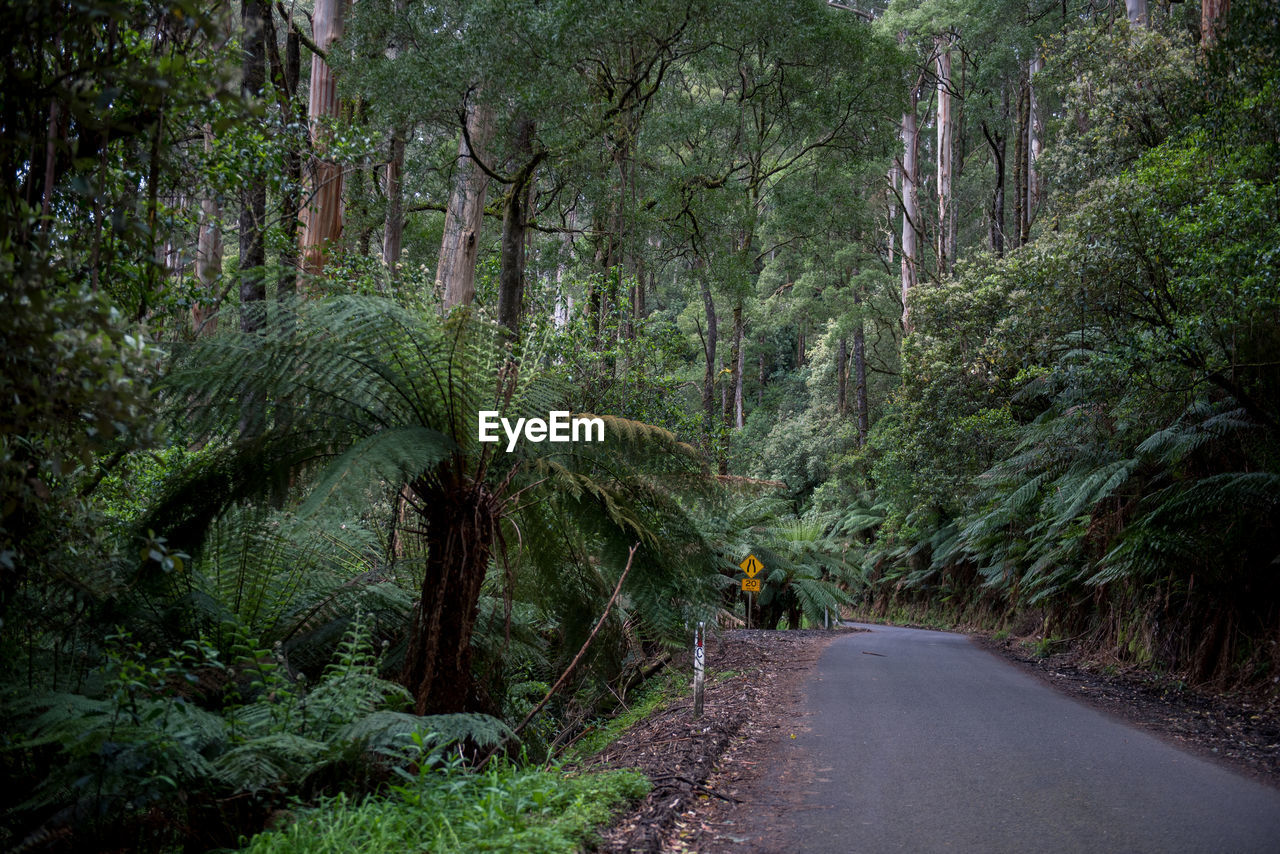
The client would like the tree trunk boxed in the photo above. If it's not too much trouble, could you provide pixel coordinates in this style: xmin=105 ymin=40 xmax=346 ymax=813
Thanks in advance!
xmin=1013 ymin=72 xmax=1028 ymax=250
xmin=401 ymin=481 xmax=498 ymax=715
xmin=900 ymin=80 xmax=920 ymax=330
xmin=439 ymin=101 xmax=496 ymax=309
xmin=298 ymin=0 xmax=346 ymax=282
xmin=278 ymin=28 xmax=301 ymax=301
xmin=194 ymin=126 xmax=221 ymax=335
xmin=381 ymin=0 xmax=408 ymax=271
xmin=1201 ymin=0 xmax=1229 ymax=46
xmin=1026 ymin=51 xmax=1042 ymax=234
xmin=797 ymin=321 xmax=806 ymax=368
xmin=982 ymin=112 xmax=1006 ymax=257
xmin=935 ymin=36 xmax=954 ymax=277
xmin=382 ymin=131 xmax=405 ymax=269
xmin=1126 ymin=0 xmax=1148 ymax=27
xmin=700 ymin=274 xmax=718 ymax=444
xmin=497 ymin=118 xmax=536 ymax=338
xmin=757 ymin=346 xmax=766 ymax=405
xmin=731 ymin=304 xmax=744 ymax=429
xmin=886 ymin=164 xmax=898 ymax=268
xmin=239 ymin=0 xmax=267 ymax=333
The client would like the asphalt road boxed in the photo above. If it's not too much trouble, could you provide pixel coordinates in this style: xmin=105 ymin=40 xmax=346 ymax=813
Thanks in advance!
xmin=781 ymin=624 xmax=1280 ymax=854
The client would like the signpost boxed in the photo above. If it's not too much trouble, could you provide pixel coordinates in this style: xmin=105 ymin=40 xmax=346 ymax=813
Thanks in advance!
xmin=693 ymin=621 xmax=705 ymax=718
xmin=739 ymin=554 xmax=765 ymax=629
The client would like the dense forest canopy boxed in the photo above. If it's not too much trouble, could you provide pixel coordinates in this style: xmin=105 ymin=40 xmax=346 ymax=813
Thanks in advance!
xmin=2 ymin=0 xmax=1277 ymax=850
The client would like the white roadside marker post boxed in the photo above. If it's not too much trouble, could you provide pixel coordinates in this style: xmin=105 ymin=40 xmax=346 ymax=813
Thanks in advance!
xmin=693 ymin=621 xmax=705 ymax=718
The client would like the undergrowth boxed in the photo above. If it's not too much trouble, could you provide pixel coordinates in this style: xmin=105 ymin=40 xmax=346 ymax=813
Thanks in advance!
xmin=563 ymin=672 xmax=684 ymax=763
xmin=238 ymin=747 xmax=649 ymax=854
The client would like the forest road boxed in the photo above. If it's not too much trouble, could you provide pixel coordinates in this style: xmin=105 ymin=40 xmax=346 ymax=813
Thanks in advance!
xmin=768 ymin=623 xmax=1280 ymax=854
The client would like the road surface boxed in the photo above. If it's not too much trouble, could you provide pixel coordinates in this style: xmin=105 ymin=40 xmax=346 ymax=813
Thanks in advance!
xmin=776 ymin=623 xmax=1280 ymax=853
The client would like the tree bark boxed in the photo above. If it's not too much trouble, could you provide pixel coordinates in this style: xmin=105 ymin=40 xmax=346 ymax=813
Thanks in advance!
xmin=900 ymin=84 xmax=920 ymax=330
xmin=732 ymin=304 xmax=744 ymax=429
xmin=700 ymin=274 xmax=718 ymax=441
xmin=382 ymin=131 xmax=405 ymax=270
xmin=935 ymin=36 xmax=954 ymax=277
xmin=886 ymin=164 xmax=898 ymax=268
xmin=439 ymin=101 xmax=496 ymax=309
xmin=496 ymin=118 xmax=537 ymax=338
xmin=1013 ymin=71 xmax=1028 ymax=249
xmin=1126 ymin=0 xmax=1148 ymax=27
xmin=381 ymin=0 xmax=408 ymax=271
xmin=278 ymin=28 xmax=301 ymax=301
xmin=401 ymin=481 xmax=498 ymax=715
xmin=982 ymin=112 xmax=1006 ymax=257
xmin=194 ymin=126 xmax=222 ymax=335
xmin=1201 ymin=0 xmax=1229 ymax=46
xmin=298 ymin=0 xmax=346 ymax=282
xmin=757 ymin=347 xmax=766 ymax=406
xmin=239 ymin=0 xmax=268 ymax=333
xmin=1026 ymin=51 xmax=1042 ymax=233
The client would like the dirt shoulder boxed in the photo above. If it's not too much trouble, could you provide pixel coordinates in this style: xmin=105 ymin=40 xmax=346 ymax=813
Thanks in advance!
xmin=975 ymin=633 xmax=1280 ymax=787
xmin=581 ymin=628 xmax=854 ymax=853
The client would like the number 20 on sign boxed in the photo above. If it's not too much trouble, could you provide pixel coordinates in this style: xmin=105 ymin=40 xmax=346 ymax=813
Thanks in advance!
xmin=742 ymin=577 xmax=761 ymax=592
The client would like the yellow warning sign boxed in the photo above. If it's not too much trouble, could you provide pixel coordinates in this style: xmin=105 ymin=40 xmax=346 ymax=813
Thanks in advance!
xmin=742 ymin=578 xmax=761 ymax=592
xmin=739 ymin=554 xmax=764 ymax=578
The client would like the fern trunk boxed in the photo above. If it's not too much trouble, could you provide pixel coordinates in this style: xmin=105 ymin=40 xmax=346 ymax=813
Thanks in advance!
xmin=401 ymin=479 xmax=498 ymax=715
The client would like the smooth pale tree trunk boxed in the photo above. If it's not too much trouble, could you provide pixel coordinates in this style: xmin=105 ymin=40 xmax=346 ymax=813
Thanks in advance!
xmin=732 ymin=304 xmax=744 ymax=429
xmin=700 ymin=274 xmax=717 ymax=446
xmin=439 ymin=101 xmax=496 ymax=310
xmin=935 ymin=36 xmax=954 ymax=277
xmin=299 ymin=0 xmax=346 ymax=282
xmin=1126 ymin=0 xmax=1148 ymax=26
xmin=1013 ymin=72 xmax=1028 ymax=249
xmin=1201 ymin=0 xmax=1229 ymax=45
xmin=239 ymin=0 xmax=267 ymax=333
xmin=1026 ymin=51 xmax=1042 ymax=230
xmin=194 ymin=126 xmax=221 ymax=335
xmin=900 ymin=85 xmax=920 ymax=330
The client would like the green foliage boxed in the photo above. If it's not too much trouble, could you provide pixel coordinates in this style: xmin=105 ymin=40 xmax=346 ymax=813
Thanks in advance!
xmin=3 ymin=614 xmax=510 ymax=850
xmin=853 ymin=6 xmax=1280 ymax=685
xmin=240 ymin=756 xmax=649 ymax=854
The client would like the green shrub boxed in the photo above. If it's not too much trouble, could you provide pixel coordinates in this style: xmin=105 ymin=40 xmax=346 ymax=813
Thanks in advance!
xmin=239 ymin=754 xmax=649 ymax=854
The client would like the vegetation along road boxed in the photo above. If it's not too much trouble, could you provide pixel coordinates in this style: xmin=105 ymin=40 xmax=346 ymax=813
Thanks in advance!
xmin=750 ymin=624 xmax=1280 ymax=853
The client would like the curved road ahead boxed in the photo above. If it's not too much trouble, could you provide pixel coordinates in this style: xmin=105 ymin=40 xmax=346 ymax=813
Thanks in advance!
xmin=777 ymin=624 xmax=1280 ymax=853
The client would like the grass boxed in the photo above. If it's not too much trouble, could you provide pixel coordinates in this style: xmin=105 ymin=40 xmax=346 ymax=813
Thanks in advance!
xmin=238 ymin=759 xmax=649 ymax=854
